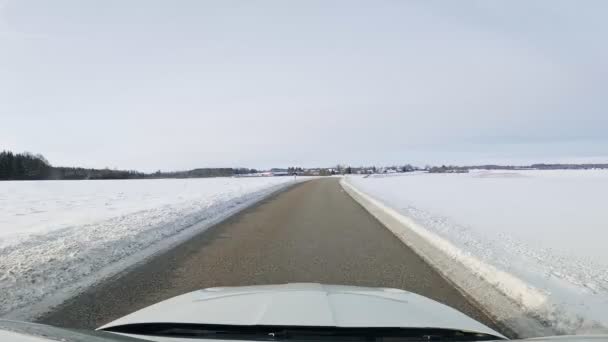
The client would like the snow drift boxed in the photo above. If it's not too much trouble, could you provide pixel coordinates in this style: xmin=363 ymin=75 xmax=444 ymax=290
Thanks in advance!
xmin=343 ymin=170 xmax=608 ymax=337
xmin=0 ymin=177 xmax=302 ymax=319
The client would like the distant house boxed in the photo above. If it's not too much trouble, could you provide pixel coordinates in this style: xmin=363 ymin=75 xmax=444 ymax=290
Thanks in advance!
xmin=269 ymin=168 xmax=290 ymax=176
xmin=305 ymin=168 xmax=321 ymax=176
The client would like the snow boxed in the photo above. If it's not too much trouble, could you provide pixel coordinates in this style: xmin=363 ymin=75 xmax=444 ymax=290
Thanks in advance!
xmin=0 ymin=177 xmax=302 ymax=319
xmin=345 ymin=170 xmax=608 ymax=335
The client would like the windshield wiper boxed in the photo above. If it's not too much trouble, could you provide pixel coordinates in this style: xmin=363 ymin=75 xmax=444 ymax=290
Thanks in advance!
xmin=102 ymin=323 xmax=505 ymax=341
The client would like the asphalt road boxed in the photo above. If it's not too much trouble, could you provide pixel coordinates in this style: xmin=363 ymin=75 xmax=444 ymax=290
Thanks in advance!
xmin=38 ymin=178 xmax=503 ymax=334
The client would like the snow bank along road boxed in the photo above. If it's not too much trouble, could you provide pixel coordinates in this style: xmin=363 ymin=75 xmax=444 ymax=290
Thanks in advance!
xmin=345 ymin=171 xmax=608 ymax=337
xmin=37 ymin=178 xmax=507 ymax=337
xmin=0 ymin=177 xmax=304 ymax=321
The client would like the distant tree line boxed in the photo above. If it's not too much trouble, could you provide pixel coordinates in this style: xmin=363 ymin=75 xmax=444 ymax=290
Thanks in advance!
xmin=529 ymin=163 xmax=608 ymax=170
xmin=5 ymin=149 xmax=608 ymax=181
xmin=0 ymin=151 xmax=52 ymax=180
xmin=287 ymin=167 xmax=303 ymax=174
xmin=427 ymin=165 xmax=469 ymax=173
xmin=150 ymin=168 xmax=257 ymax=179
xmin=443 ymin=163 xmax=608 ymax=172
xmin=51 ymin=167 xmax=145 ymax=180
xmin=0 ymin=150 xmax=257 ymax=181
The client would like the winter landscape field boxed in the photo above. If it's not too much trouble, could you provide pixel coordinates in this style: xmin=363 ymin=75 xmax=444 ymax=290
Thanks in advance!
xmin=0 ymin=177 xmax=302 ymax=319
xmin=345 ymin=170 xmax=608 ymax=333
xmin=2 ymin=171 xmax=607 ymax=336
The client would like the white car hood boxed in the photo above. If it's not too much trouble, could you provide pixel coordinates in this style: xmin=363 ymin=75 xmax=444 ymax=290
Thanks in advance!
xmin=99 ymin=283 xmax=503 ymax=338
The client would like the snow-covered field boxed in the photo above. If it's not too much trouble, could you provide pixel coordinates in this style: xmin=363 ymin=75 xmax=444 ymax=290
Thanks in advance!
xmin=0 ymin=177 xmax=301 ymax=319
xmin=345 ymin=170 xmax=608 ymax=334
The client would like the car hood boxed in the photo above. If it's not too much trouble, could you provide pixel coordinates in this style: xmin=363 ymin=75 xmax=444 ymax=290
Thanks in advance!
xmin=99 ymin=283 xmax=503 ymax=337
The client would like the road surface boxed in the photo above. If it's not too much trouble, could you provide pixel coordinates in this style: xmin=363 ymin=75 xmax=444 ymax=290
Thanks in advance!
xmin=38 ymin=178 xmax=505 ymax=335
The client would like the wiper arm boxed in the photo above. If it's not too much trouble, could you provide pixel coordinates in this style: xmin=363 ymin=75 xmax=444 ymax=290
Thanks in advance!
xmin=102 ymin=323 xmax=505 ymax=341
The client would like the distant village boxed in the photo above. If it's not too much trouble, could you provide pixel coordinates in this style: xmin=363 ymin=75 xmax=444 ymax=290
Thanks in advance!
xmin=253 ymin=162 xmax=608 ymax=177
xmin=256 ymin=165 xmax=418 ymax=177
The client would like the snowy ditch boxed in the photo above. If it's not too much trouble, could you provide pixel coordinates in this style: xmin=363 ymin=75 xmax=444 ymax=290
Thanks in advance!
xmin=0 ymin=177 xmax=305 ymax=320
xmin=342 ymin=171 xmax=608 ymax=338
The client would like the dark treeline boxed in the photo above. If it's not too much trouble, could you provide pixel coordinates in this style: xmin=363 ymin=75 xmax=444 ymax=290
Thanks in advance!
xmin=529 ymin=163 xmax=608 ymax=170
xmin=0 ymin=151 xmax=53 ymax=180
xmin=51 ymin=167 xmax=145 ymax=180
xmin=427 ymin=163 xmax=608 ymax=173
xmin=149 ymin=168 xmax=257 ymax=179
xmin=0 ymin=151 xmax=256 ymax=181
xmin=453 ymin=163 xmax=608 ymax=171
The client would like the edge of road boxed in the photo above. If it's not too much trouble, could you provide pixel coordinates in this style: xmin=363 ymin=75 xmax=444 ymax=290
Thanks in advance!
xmin=340 ymin=177 xmax=555 ymax=339
xmin=7 ymin=179 xmax=310 ymax=322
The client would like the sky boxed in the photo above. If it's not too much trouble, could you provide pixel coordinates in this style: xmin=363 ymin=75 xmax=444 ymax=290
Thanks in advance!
xmin=1 ymin=0 xmax=607 ymax=171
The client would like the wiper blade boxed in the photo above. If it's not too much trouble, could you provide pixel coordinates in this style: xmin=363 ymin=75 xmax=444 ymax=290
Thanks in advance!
xmin=102 ymin=323 xmax=505 ymax=341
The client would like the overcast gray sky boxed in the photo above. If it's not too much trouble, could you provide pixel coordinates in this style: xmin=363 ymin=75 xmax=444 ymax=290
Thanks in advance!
xmin=1 ymin=0 xmax=607 ymax=171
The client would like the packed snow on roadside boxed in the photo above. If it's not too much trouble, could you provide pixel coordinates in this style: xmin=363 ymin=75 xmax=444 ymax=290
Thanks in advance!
xmin=346 ymin=170 xmax=608 ymax=334
xmin=0 ymin=177 xmax=301 ymax=318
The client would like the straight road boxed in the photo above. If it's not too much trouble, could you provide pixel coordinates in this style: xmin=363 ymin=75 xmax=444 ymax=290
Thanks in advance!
xmin=39 ymin=178 xmax=503 ymax=334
